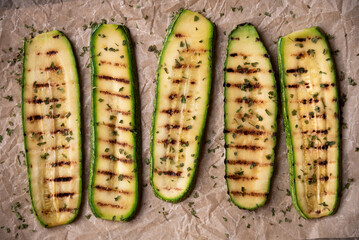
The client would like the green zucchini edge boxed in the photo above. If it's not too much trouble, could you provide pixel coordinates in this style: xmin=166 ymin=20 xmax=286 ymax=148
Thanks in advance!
xmin=224 ymin=23 xmax=277 ymax=210
xmin=277 ymin=26 xmax=340 ymax=219
xmin=88 ymin=24 xmax=141 ymax=221
xmin=21 ymin=30 xmax=82 ymax=227
xmin=149 ymin=9 xmax=215 ymax=203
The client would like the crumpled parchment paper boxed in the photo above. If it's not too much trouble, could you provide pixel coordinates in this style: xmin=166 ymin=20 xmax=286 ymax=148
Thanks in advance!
xmin=0 ymin=0 xmax=358 ymax=239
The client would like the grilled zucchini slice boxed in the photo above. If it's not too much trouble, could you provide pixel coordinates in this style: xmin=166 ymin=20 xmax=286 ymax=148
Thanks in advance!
xmin=224 ymin=23 xmax=277 ymax=210
xmin=278 ymin=27 xmax=340 ymax=218
xmin=89 ymin=24 xmax=140 ymax=221
xmin=22 ymin=30 xmax=82 ymax=227
xmin=150 ymin=9 xmax=214 ymax=202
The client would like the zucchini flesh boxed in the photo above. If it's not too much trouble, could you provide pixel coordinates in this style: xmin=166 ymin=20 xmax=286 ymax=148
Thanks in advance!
xmin=22 ymin=31 xmax=82 ymax=227
xmin=89 ymin=24 xmax=140 ymax=221
xmin=150 ymin=9 xmax=214 ymax=202
xmin=224 ymin=23 xmax=277 ymax=210
xmin=278 ymin=27 xmax=340 ymax=218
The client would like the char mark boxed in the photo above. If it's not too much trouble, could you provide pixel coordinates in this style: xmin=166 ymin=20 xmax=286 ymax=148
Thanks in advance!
xmin=96 ymin=202 xmax=124 ymax=209
xmin=226 ymin=68 xmax=259 ymax=74
xmin=294 ymin=38 xmax=306 ymax=42
xmin=46 ymin=50 xmax=58 ymax=56
xmin=225 ymin=159 xmax=270 ymax=166
xmin=230 ymin=191 xmax=267 ymax=197
xmin=97 ymin=75 xmax=130 ymax=84
xmin=235 ymin=98 xmax=264 ymax=104
xmin=225 ymin=144 xmax=263 ymax=150
xmin=99 ymin=90 xmax=130 ymax=99
xmin=230 ymin=53 xmax=238 ymax=57
xmin=286 ymin=67 xmax=308 ymax=74
xmin=46 ymin=177 xmax=73 ymax=182
xmin=102 ymin=123 xmax=132 ymax=132
xmin=51 ymin=192 xmax=74 ymax=198
xmin=156 ymin=170 xmax=182 ymax=177
xmin=97 ymin=170 xmax=133 ymax=179
xmin=101 ymin=154 xmax=133 ymax=164
xmin=318 ymin=160 xmax=328 ymax=166
xmin=45 ymin=65 xmax=61 ymax=71
xmin=94 ymin=185 xmax=131 ymax=194
xmin=51 ymin=161 xmax=71 ymax=167
xmin=26 ymin=97 xmax=61 ymax=104
xmin=161 ymin=109 xmax=180 ymax=115
xmin=287 ymin=84 xmax=299 ymax=88
xmin=301 ymin=98 xmax=319 ymax=104
xmin=175 ymin=33 xmax=184 ymax=38
xmin=226 ymin=175 xmax=258 ymax=180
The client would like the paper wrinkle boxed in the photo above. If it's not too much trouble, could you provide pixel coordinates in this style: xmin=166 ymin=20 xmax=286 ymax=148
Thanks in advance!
xmin=0 ymin=0 xmax=358 ymax=239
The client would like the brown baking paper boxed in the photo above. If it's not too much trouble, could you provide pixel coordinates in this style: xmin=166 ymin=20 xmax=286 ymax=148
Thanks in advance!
xmin=0 ymin=0 xmax=358 ymax=239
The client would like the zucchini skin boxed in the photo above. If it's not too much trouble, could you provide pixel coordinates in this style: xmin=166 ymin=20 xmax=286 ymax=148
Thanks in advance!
xmin=88 ymin=24 xmax=141 ymax=221
xmin=224 ymin=23 xmax=277 ymax=210
xmin=278 ymin=27 xmax=340 ymax=219
xmin=150 ymin=9 xmax=215 ymax=203
xmin=22 ymin=30 xmax=82 ymax=227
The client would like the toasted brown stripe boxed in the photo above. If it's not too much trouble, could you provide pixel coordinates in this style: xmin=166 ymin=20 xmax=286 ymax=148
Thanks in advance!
xmin=225 ymin=144 xmax=263 ymax=150
xmin=101 ymin=154 xmax=133 ymax=164
xmin=226 ymin=160 xmax=271 ymax=167
xmin=286 ymin=68 xmax=308 ymax=74
xmin=105 ymin=108 xmax=131 ymax=116
xmin=94 ymin=185 xmax=131 ymax=194
xmin=26 ymin=114 xmax=64 ymax=121
xmin=99 ymin=61 xmax=126 ymax=68
xmin=226 ymin=68 xmax=259 ymax=74
xmin=102 ymin=123 xmax=132 ymax=132
xmin=174 ymin=64 xmax=200 ymax=69
xmin=50 ymin=161 xmax=71 ymax=167
xmin=294 ymin=38 xmax=306 ymax=42
xmin=97 ymin=75 xmax=130 ymax=84
xmin=226 ymin=82 xmax=262 ymax=89
xmin=58 ymin=208 xmax=74 ymax=213
xmin=45 ymin=177 xmax=73 ymax=182
xmin=99 ymin=90 xmax=130 ymax=99
xmin=46 ymin=50 xmax=58 ymax=56
xmin=99 ymin=138 xmax=133 ymax=148
xmin=162 ymin=187 xmax=182 ymax=191
xmin=51 ymin=145 xmax=70 ymax=150
xmin=45 ymin=65 xmax=61 ymax=71
xmin=301 ymin=129 xmax=328 ymax=134
xmin=235 ymin=98 xmax=264 ymax=104
xmin=225 ymin=128 xmax=267 ymax=136
xmin=155 ymin=170 xmax=182 ymax=177
xmin=287 ymin=84 xmax=299 ymax=88
xmin=175 ymin=33 xmax=185 ymax=38
xmin=96 ymin=202 xmax=124 ymax=209
xmin=226 ymin=175 xmax=258 ymax=180
xmin=230 ymin=191 xmax=267 ymax=197
xmin=180 ymin=48 xmax=208 ymax=53
xmin=48 ymin=192 xmax=74 ymax=198
xmin=29 ymin=128 xmax=70 ymax=136
xmin=97 ymin=170 xmax=133 ymax=179
xmin=32 ymin=82 xmax=66 ymax=88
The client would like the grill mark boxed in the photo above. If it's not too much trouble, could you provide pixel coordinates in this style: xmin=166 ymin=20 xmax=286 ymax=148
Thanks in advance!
xmin=169 ymin=93 xmax=177 ymax=100
xmin=101 ymin=154 xmax=133 ymax=164
xmin=102 ymin=123 xmax=132 ymax=132
xmin=33 ymin=82 xmax=66 ymax=88
xmin=301 ymin=129 xmax=328 ymax=134
xmin=300 ymin=98 xmax=320 ymax=104
xmin=29 ymin=128 xmax=70 ymax=136
xmin=294 ymin=38 xmax=306 ymax=42
xmin=26 ymin=97 xmax=63 ymax=104
xmin=230 ymin=37 xmax=240 ymax=40
xmin=51 ymin=145 xmax=70 ymax=150
xmin=160 ymin=109 xmax=191 ymax=115
xmin=47 ymin=192 xmax=75 ymax=198
xmin=97 ymin=75 xmax=130 ymax=84
xmin=174 ymin=64 xmax=200 ymax=69
xmin=287 ymin=84 xmax=299 ymax=88
xmin=158 ymin=139 xmax=177 ymax=146
xmin=235 ymin=98 xmax=264 ymax=104
xmin=164 ymin=124 xmax=180 ymax=130
xmin=46 ymin=50 xmax=58 ymax=56
xmin=225 ymin=144 xmax=263 ymax=150
xmin=94 ymin=185 xmax=131 ymax=194
xmin=225 ymin=160 xmax=271 ymax=167
xmin=226 ymin=82 xmax=262 ymax=89
xmin=230 ymin=191 xmax=267 ymax=197
xmin=155 ymin=170 xmax=182 ymax=177
xmin=226 ymin=175 xmax=258 ymax=180
xmin=303 ymin=145 xmax=329 ymax=150
xmin=180 ymin=48 xmax=208 ymax=53
xmin=172 ymin=79 xmax=196 ymax=84
xmin=105 ymin=108 xmax=131 ymax=116
xmin=224 ymin=128 xmax=268 ymax=136
xmin=174 ymin=33 xmax=185 ymax=38
xmin=26 ymin=114 xmax=65 ymax=121
xmin=225 ymin=68 xmax=259 ymax=74
xmin=45 ymin=65 xmax=61 ymax=71
xmin=96 ymin=202 xmax=124 ymax=209
xmin=45 ymin=177 xmax=73 ymax=182
xmin=97 ymin=170 xmax=133 ymax=179
xmin=99 ymin=61 xmax=126 ymax=68
xmin=228 ymin=53 xmax=248 ymax=57
xmin=50 ymin=161 xmax=71 ymax=167
xmin=303 ymin=114 xmax=326 ymax=119
xmin=100 ymin=139 xmax=133 ymax=148
xmin=318 ymin=160 xmax=328 ymax=166
xmin=99 ymin=90 xmax=130 ymax=99
xmin=286 ymin=68 xmax=308 ymax=74
xmin=53 ymin=35 xmax=60 ymax=39
xmin=42 ymin=208 xmax=75 ymax=214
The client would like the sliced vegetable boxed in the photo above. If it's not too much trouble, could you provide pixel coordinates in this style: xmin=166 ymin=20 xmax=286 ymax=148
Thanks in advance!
xmin=22 ymin=30 xmax=82 ymax=227
xmin=150 ymin=9 xmax=214 ymax=202
xmin=89 ymin=24 xmax=140 ymax=221
xmin=224 ymin=23 xmax=277 ymax=210
xmin=278 ymin=27 xmax=340 ymax=218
